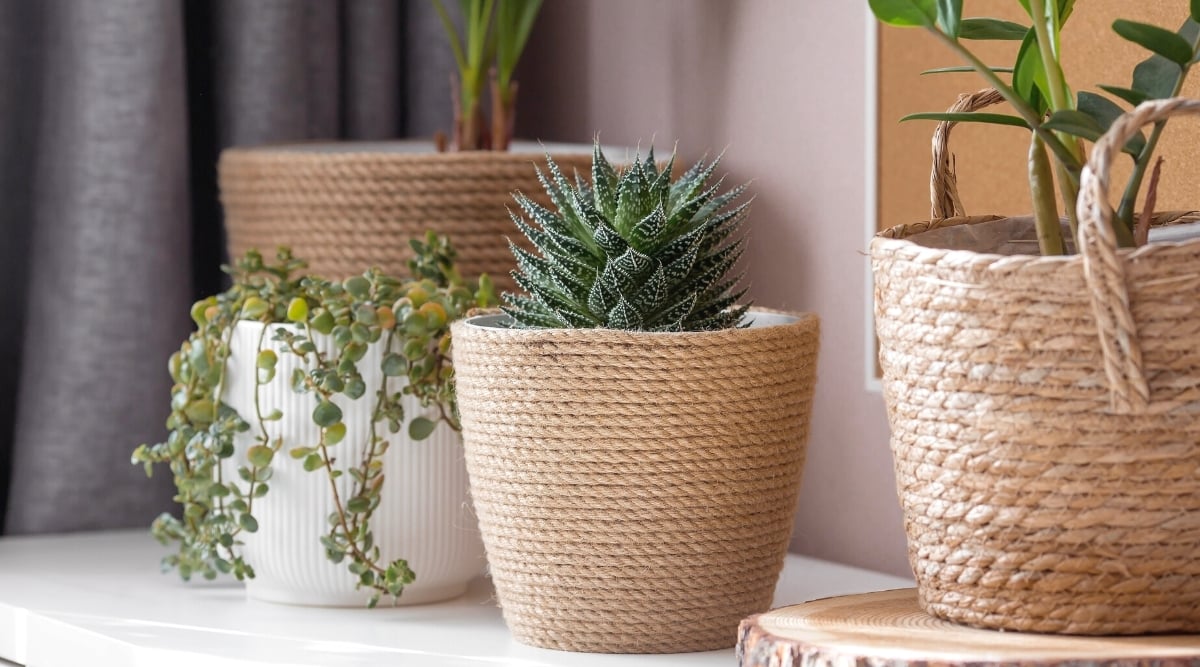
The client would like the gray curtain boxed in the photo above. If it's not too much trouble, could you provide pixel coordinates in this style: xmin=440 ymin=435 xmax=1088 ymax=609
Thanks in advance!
xmin=0 ymin=0 xmax=454 ymax=535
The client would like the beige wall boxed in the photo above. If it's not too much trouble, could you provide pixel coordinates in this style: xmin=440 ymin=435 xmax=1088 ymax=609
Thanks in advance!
xmin=520 ymin=1 xmax=910 ymax=576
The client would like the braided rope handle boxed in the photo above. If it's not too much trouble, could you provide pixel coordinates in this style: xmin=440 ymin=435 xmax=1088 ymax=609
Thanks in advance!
xmin=930 ymin=89 xmax=1006 ymax=219
xmin=1078 ymin=97 xmax=1200 ymax=414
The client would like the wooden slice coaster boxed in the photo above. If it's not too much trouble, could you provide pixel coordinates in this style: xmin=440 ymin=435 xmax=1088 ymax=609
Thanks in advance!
xmin=738 ymin=589 xmax=1200 ymax=667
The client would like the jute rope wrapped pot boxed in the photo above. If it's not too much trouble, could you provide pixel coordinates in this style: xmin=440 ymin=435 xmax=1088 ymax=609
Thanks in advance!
xmin=872 ymin=96 xmax=1200 ymax=634
xmin=451 ymin=309 xmax=819 ymax=653
xmin=218 ymin=142 xmax=593 ymax=289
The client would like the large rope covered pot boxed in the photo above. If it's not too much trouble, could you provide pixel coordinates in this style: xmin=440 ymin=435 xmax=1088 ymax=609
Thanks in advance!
xmin=451 ymin=309 xmax=819 ymax=653
xmin=873 ymin=95 xmax=1200 ymax=634
xmin=218 ymin=141 xmax=594 ymax=289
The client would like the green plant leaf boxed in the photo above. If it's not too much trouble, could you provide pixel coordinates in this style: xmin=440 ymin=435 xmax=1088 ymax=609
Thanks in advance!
xmin=246 ymin=445 xmax=274 ymax=468
xmin=303 ymin=453 xmax=324 ymax=472
xmin=408 ymin=417 xmax=437 ymax=440
xmin=1097 ymin=84 xmax=1149 ymax=107
xmin=1113 ymin=19 xmax=1193 ymax=65
xmin=899 ymin=111 xmax=1030 ymax=128
xmin=382 ymin=353 xmax=406 ymax=377
xmin=959 ymin=17 xmax=1027 ymax=40
xmin=238 ymin=514 xmax=258 ymax=533
xmin=936 ymin=0 xmax=961 ymax=37
xmin=290 ymin=446 xmax=315 ymax=459
xmin=325 ymin=422 xmax=347 ymax=446
xmin=313 ymin=400 xmax=343 ymax=428
xmin=346 ymin=496 xmax=371 ymax=514
xmin=1042 ymin=109 xmax=1103 ymax=140
xmin=921 ymin=65 xmax=1014 ymax=75
xmin=1013 ymin=29 xmax=1050 ymax=114
xmin=868 ymin=0 xmax=935 ymax=27
xmin=1194 ymin=0 xmax=1200 ymax=23
xmin=1076 ymin=91 xmax=1147 ymax=155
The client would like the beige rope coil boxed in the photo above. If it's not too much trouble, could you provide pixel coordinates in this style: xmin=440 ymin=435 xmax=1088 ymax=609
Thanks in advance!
xmin=451 ymin=310 xmax=819 ymax=653
xmin=218 ymin=146 xmax=594 ymax=290
xmin=872 ymin=95 xmax=1200 ymax=634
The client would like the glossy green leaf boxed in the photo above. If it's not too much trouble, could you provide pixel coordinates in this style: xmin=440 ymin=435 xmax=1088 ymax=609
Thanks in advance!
xmin=900 ymin=111 xmax=1030 ymax=128
xmin=1076 ymin=91 xmax=1147 ymax=155
xmin=1193 ymin=0 xmax=1200 ymax=23
xmin=936 ymin=0 xmax=961 ymax=36
xmin=1013 ymin=30 xmax=1050 ymax=114
xmin=868 ymin=0 xmax=935 ymax=27
xmin=959 ymin=17 xmax=1027 ymax=40
xmin=408 ymin=417 xmax=438 ymax=440
xmin=1113 ymin=19 xmax=1193 ymax=65
xmin=1097 ymin=85 xmax=1149 ymax=107
xmin=921 ymin=65 xmax=1014 ymax=75
xmin=1122 ymin=19 xmax=1200 ymax=100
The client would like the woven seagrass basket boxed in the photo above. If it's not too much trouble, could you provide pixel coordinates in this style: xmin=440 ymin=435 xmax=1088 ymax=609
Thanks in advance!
xmin=873 ymin=94 xmax=1200 ymax=634
xmin=451 ymin=309 xmax=819 ymax=653
xmin=218 ymin=141 xmax=594 ymax=289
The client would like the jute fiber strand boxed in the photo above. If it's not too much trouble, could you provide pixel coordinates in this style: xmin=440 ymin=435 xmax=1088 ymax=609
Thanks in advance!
xmin=451 ymin=309 xmax=819 ymax=653
xmin=218 ymin=144 xmax=593 ymax=289
xmin=872 ymin=95 xmax=1200 ymax=634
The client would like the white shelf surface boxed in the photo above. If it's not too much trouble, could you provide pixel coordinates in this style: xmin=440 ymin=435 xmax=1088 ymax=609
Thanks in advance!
xmin=0 ymin=531 xmax=912 ymax=666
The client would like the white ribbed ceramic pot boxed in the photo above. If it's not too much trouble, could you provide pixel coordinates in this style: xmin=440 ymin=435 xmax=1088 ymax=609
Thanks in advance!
xmin=222 ymin=321 xmax=484 ymax=606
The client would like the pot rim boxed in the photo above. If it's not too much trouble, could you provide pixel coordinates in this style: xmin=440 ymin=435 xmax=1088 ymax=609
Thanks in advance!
xmin=455 ymin=306 xmax=816 ymax=338
xmin=220 ymin=139 xmax=625 ymax=159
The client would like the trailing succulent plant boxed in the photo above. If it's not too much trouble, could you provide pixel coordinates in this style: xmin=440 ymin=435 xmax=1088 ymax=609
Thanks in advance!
xmin=503 ymin=143 xmax=751 ymax=331
xmin=131 ymin=233 xmax=494 ymax=607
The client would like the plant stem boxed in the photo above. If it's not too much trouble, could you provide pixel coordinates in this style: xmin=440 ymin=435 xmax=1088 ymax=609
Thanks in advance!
xmin=930 ymin=28 xmax=1082 ymax=174
xmin=1029 ymin=136 xmax=1066 ymax=255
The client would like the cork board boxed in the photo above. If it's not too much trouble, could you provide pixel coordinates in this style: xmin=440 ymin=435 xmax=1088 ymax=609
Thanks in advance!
xmin=877 ymin=2 xmax=1200 ymax=232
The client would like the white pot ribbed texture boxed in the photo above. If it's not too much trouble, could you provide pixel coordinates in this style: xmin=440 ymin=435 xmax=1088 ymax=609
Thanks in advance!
xmin=222 ymin=321 xmax=484 ymax=606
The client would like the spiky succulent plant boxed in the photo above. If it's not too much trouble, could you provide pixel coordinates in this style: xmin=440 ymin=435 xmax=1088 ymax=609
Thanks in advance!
xmin=503 ymin=143 xmax=751 ymax=331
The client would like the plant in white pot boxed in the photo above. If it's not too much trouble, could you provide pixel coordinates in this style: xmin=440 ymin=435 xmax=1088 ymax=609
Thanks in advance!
xmin=218 ymin=0 xmax=594 ymax=291
xmin=869 ymin=0 xmax=1200 ymax=635
xmin=451 ymin=143 xmax=821 ymax=653
xmin=133 ymin=234 xmax=495 ymax=607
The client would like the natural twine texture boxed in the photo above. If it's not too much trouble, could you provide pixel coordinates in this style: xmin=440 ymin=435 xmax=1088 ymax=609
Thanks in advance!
xmin=873 ymin=96 xmax=1200 ymax=634
xmin=218 ymin=146 xmax=593 ymax=289
xmin=451 ymin=309 xmax=819 ymax=653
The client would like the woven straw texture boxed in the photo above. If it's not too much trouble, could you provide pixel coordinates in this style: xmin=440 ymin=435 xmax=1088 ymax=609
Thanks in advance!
xmin=451 ymin=309 xmax=819 ymax=653
xmin=873 ymin=95 xmax=1200 ymax=634
xmin=218 ymin=145 xmax=593 ymax=289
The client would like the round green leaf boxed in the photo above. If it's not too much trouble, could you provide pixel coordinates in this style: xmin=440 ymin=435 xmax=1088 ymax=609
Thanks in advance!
xmin=238 ymin=514 xmax=259 ymax=533
xmin=247 ymin=445 xmax=274 ymax=468
xmin=344 ymin=276 xmax=371 ymax=299
xmin=313 ymin=400 xmax=343 ymax=428
xmin=287 ymin=297 xmax=310 ymax=323
xmin=408 ymin=417 xmax=437 ymax=441
xmin=325 ymin=422 xmax=347 ymax=445
xmin=346 ymin=496 xmax=371 ymax=514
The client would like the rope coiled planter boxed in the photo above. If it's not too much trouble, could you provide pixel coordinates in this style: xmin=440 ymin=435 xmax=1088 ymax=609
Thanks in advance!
xmin=873 ymin=95 xmax=1200 ymax=634
xmin=218 ymin=141 xmax=594 ymax=288
xmin=451 ymin=309 xmax=819 ymax=653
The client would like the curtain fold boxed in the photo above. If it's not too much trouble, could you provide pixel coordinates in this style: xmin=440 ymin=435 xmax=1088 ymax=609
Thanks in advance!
xmin=1 ymin=0 xmax=452 ymax=535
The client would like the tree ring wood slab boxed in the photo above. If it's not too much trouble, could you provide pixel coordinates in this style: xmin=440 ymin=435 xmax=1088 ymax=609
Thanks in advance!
xmin=738 ymin=588 xmax=1200 ymax=667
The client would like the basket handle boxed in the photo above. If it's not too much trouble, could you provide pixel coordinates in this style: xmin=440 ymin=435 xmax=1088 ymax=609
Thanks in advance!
xmin=930 ymin=89 xmax=1005 ymax=219
xmin=1077 ymin=97 xmax=1200 ymax=414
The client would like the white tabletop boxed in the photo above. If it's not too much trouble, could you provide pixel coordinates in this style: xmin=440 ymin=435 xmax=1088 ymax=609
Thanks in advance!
xmin=0 ymin=531 xmax=912 ymax=666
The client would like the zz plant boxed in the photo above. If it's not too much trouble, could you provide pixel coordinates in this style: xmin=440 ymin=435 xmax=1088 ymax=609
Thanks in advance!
xmin=432 ymin=0 xmax=544 ymax=150
xmin=870 ymin=0 xmax=1200 ymax=254
xmin=132 ymin=233 xmax=495 ymax=607
xmin=503 ymin=142 xmax=750 ymax=331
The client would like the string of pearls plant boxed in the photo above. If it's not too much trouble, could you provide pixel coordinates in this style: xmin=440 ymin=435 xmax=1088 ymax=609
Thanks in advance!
xmin=132 ymin=233 xmax=495 ymax=606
